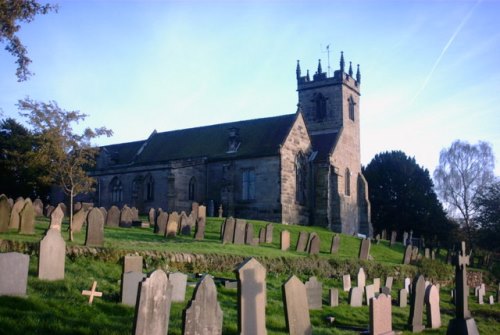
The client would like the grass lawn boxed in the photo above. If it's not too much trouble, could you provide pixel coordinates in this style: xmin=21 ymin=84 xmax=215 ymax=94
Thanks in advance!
xmin=0 ymin=216 xmax=499 ymax=334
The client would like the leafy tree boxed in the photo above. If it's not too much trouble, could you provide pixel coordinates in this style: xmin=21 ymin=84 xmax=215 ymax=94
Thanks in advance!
xmin=363 ymin=150 xmax=454 ymax=245
xmin=433 ymin=140 xmax=495 ymax=247
xmin=0 ymin=0 xmax=57 ymax=81
xmin=18 ymin=98 xmax=112 ymax=240
xmin=474 ymin=180 xmax=500 ymax=252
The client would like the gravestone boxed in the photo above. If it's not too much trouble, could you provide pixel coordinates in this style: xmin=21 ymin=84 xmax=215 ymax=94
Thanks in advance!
xmin=390 ymin=230 xmax=397 ymax=246
xmin=381 ymin=286 xmax=391 ymax=295
xmin=365 ymin=284 xmax=375 ymax=306
xmin=194 ymin=216 xmax=205 ymax=240
xmin=106 ymin=205 xmax=120 ymax=227
xmin=405 ymin=277 xmax=411 ymax=293
xmin=357 ymin=268 xmax=366 ymax=289
xmin=0 ymin=252 xmax=29 ymax=296
xmin=245 ymin=222 xmax=255 ymax=245
xmin=99 ymin=207 xmax=107 ymax=222
xmin=343 ymin=274 xmax=351 ymax=292
xmin=411 ymin=246 xmax=419 ymax=261
xmin=166 ymin=211 xmax=179 ymax=237
xmin=191 ymin=202 xmax=199 ymax=222
xmin=403 ymin=231 xmax=409 ymax=245
xmin=169 ymin=272 xmax=188 ymax=302
xmin=399 ymin=288 xmax=408 ymax=307
xmin=133 ymin=269 xmax=173 ymax=335
xmin=305 ymin=276 xmax=322 ymax=310
xmin=8 ymin=198 xmax=24 ymax=230
xmin=265 ymin=223 xmax=273 ymax=243
xmin=359 ymin=238 xmax=371 ymax=260
xmin=381 ymin=229 xmax=387 ymax=240
xmin=222 ymin=217 xmax=235 ymax=244
xmin=489 ymin=295 xmax=494 ymax=305
xmin=282 ymin=275 xmax=312 ymax=335
xmin=349 ymin=286 xmax=363 ymax=307
xmin=179 ymin=211 xmax=190 ymax=235
xmin=49 ymin=204 xmax=64 ymax=231
xmin=45 ymin=205 xmax=55 ymax=217
xmin=329 ymin=288 xmax=339 ymax=307
xmin=233 ymin=219 xmax=246 ymax=244
xmin=373 ymin=278 xmax=381 ymax=293
xmin=258 ymin=227 xmax=265 ymax=243
xmin=330 ymin=234 xmax=340 ymax=254
xmin=370 ymin=293 xmax=395 ymax=335
xmin=74 ymin=202 xmax=82 ymax=212
xmin=72 ymin=208 xmax=89 ymax=233
xmin=308 ymin=233 xmax=320 ymax=255
xmin=218 ymin=204 xmax=223 ymax=218
xmin=403 ymin=244 xmax=413 ymax=264
xmin=235 ymin=257 xmax=267 ymax=335
xmin=431 ymin=250 xmax=436 ymax=260
xmin=85 ymin=208 xmax=104 ymax=247
xmin=19 ymin=199 xmax=35 ymax=234
xmin=385 ymin=277 xmax=394 ymax=291
xmin=131 ymin=207 xmax=139 ymax=220
xmin=38 ymin=229 xmax=66 ymax=280
xmin=0 ymin=194 xmax=11 ymax=233
xmin=156 ymin=212 xmax=168 ymax=235
xmin=121 ymin=271 xmax=146 ymax=306
xmin=408 ymin=274 xmax=425 ymax=333
xmin=296 ymin=231 xmax=309 ymax=252
xmin=477 ymin=284 xmax=485 ymax=304
xmin=198 ymin=204 xmax=206 ymax=220
xmin=425 ymin=284 xmax=441 ymax=329
xmin=281 ymin=230 xmax=290 ymax=251
xmin=124 ymin=255 xmax=143 ymax=273
xmin=120 ymin=206 xmax=134 ymax=227
xmin=425 ymin=248 xmax=430 ymax=259
xmin=148 ymin=208 xmax=155 ymax=226
xmin=33 ymin=198 xmax=43 ymax=216
xmin=184 ymin=275 xmax=223 ymax=335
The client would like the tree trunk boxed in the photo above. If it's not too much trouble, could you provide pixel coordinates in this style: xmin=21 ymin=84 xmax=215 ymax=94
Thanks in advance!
xmin=69 ymin=188 xmax=74 ymax=242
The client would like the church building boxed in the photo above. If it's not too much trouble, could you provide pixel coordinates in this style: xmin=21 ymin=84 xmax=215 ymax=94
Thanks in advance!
xmin=91 ymin=52 xmax=372 ymax=236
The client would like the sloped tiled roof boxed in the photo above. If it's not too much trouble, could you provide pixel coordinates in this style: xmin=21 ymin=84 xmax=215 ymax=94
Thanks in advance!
xmin=101 ymin=140 xmax=146 ymax=165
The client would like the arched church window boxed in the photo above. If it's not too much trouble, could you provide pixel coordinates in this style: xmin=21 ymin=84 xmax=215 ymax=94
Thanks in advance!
xmin=188 ymin=177 xmax=196 ymax=201
xmin=296 ymin=152 xmax=307 ymax=205
xmin=348 ymin=96 xmax=355 ymax=121
xmin=109 ymin=177 xmax=123 ymax=203
xmin=345 ymin=168 xmax=351 ymax=196
xmin=145 ymin=174 xmax=154 ymax=201
xmin=242 ymin=169 xmax=256 ymax=201
xmin=132 ymin=176 xmax=142 ymax=200
xmin=315 ymin=93 xmax=327 ymax=121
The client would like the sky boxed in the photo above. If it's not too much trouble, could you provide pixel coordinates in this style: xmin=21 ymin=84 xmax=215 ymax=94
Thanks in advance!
xmin=1 ymin=0 xmax=499 ymax=176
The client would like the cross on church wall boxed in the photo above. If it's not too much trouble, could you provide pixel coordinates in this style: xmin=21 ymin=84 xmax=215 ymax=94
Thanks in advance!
xmin=82 ymin=281 xmax=103 ymax=304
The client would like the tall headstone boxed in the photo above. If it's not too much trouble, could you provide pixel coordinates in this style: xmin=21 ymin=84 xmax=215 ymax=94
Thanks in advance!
xmin=121 ymin=271 xmax=146 ymax=306
xmin=307 ymin=233 xmax=320 ymax=255
xmin=446 ymin=241 xmax=479 ymax=335
xmin=365 ymin=284 xmax=375 ymax=306
xmin=359 ymin=238 xmax=371 ymax=260
xmin=403 ymin=231 xmax=409 ymax=246
xmin=233 ymin=219 xmax=246 ymax=244
xmin=296 ymin=231 xmax=309 ymax=252
xmin=8 ymin=198 xmax=24 ymax=229
xmin=0 ymin=194 xmax=11 ymax=233
xmin=385 ymin=277 xmax=394 ymax=291
xmin=99 ymin=207 xmax=107 ymax=223
xmin=235 ymin=257 xmax=267 ymax=335
xmin=106 ymin=205 xmax=120 ymax=227
xmin=329 ymin=288 xmax=339 ymax=307
xmin=148 ymin=208 xmax=155 ymax=227
xmin=390 ymin=231 xmax=397 ymax=247
xmin=265 ymin=223 xmax=273 ymax=243
xmin=282 ymin=275 xmax=312 ymax=335
xmin=49 ymin=204 xmax=65 ymax=231
xmin=343 ymin=274 xmax=352 ymax=292
xmin=259 ymin=228 xmax=266 ymax=243
xmin=133 ymin=269 xmax=173 ymax=335
xmin=120 ymin=206 xmax=134 ymax=227
xmin=85 ymin=208 xmax=104 ymax=247
xmin=184 ymin=275 xmax=223 ymax=335
xmin=38 ymin=229 xmax=66 ymax=280
xmin=244 ymin=222 xmax=255 ymax=245
xmin=19 ymin=199 xmax=35 ymax=234
xmin=191 ymin=202 xmax=199 ymax=223
xmin=425 ymin=284 xmax=441 ymax=329
xmin=124 ymin=255 xmax=143 ymax=273
xmin=357 ymin=268 xmax=366 ymax=289
xmin=349 ymin=286 xmax=363 ymax=307
xmin=405 ymin=277 xmax=412 ymax=293
xmin=72 ymin=208 xmax=88 ymax=233
xmin=370 ymin=293 xmax=395 ymax=335
xmin=198 ymin=204 xmax=206 ymax=220
xmin=222 ymin=217 xmax=235 ymax=244
xmin=0 ymin=252 xmax=29 ymax=296
xmin=156 ymin=212 xmax=168 ymax=235
xmin=403 ymin=244 xmax=413 ymax=264
xmin=179 ymin=211 xmax=190 ymax=235
xmin=305 ymin=276 xmax=322 ymax=310
xmin=399 ymin=288 xmax=408 ymax=308
xmin=373 ymin=278 xmax=381 ymax=293
xmin=281 ymin=230 xmax=290 ymax=251
xmin=166 ymin=211 xmax=179 ymax=237
xmin=408 ymin=275 xmax=425 ymax=333
xmin=425 ymin=248 xmax=430 ymax=259
xmin=169 ymin=272 xmax=188 ymax=302
xmin=194 ymin=216 xmax=205 ymax=240
xmin=330 ymin=234 xmax=340 ymax=254
xmin=33 ymin=198 xmax=44 ymax=216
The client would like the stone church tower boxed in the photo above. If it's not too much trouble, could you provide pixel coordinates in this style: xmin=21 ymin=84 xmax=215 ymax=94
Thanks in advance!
xmin=296 ymin=52 xmax=371 ymax=235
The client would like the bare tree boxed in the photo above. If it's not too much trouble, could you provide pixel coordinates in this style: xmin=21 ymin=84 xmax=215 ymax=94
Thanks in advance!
xmin=19 ymin=98 xmax=112 ymax=241
xmin=433 ymin=140 xmax=495 ymax=247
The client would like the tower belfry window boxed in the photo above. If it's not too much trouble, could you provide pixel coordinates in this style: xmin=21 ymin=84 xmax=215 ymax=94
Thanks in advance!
xmin=348 ymin=96 xmax=356 ymax=121
xmin=315 ymin=93 xmax=327 ymax=121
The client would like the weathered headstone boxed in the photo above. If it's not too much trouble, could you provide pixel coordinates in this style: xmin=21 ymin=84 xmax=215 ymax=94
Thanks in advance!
xmin=194 ymin=216 xmax=205 ymax=240
xmin=179 ymin=211 xmax=190 ymax=235
xmin=166 ymin=211 xmax=179 ymax=237
xmin=124 ymin=255 xmax=143 ymax=273
xmin=408 ymin=274 xmax=425 ymax=333
xmin=305 ymin=276 xmax=322 ymax=310
xmin=425 ymin=284 xmax=441 ymax=329
xmin=121 ymin=271 xmax=146 ymax=306
xmin=218 ymin=204 xmax=223 ymax=218
xmin=425 ymin=248 xmax=430 ymax=259
xmin=45 ymin=205 xmax=55 ymax=218
xmin=349 ymin=286 xmax=363 ymax=307
xmin=106 ymin=205 xmax=120 ymax=227
xmin=198 ymin=204 xmax=206 ymax=220
xmin=49 ymin=204 xmax=64 ymax=231
xmin=33 ymin=198 xmax=43 ymax=216
xmin=330 ymin=234 xmax=340 ymax=254
xmin=343 ymin=274 xmax=352 ymax=292
xmin=259 ymin=227 xmax=266 ymax=243
xmin=10 ymin=198 xmax=25 ymax=230
xmin=329 ymin=288 xmax=339 ymax=307
xmin=381 ymin=229 xmax=387 ymax=240
xmin=133 ymin=269 xmax=173 ymax=335
xmin=156 ymin=212 xmax=168 ymax=235
xmin=385 ymin=276 xmax=394 ymax=291
xmin=233 ymin=219 xmax=246 ymax=244
xmin=19 ymin=199 xmax=35 ymax=234
xmin=489 ymin=295 xmax=494 ymax=305
xmin=390 ymin=230 xmax=397 ymax=246
xmin=403 ymin=231 xmax=409 ymax=245
xmin=38 ymin=229 xmax=66 ymax=280
xmin=399 ymin=288 xmax=408 ymax=308
xmin=359 ymin=238 xmax=371 ymax=260
xmin=119 ymin=206 xmax=134 ymax=227
xmin=370 ymin=293 xmax=395 ymax=335
xmin=0 ymin=252 xmax=29 ymax=296
xmin=99 ymin=207 xmax=107 ymax=222
xmin=405 ymin=277 xmax=411 ymax=294
xmin=184 ymin=275 xmax=223 ymax=335
xmin=282 ymin=275 xmax=312 ymax=335
xmin=403 ymin=244 xmax=413 ymax=264
xmin=296 ymin=231 xmax=309 ymax=252
xmin=411 ymin=246 xmax=419 ymax=261
xmin=245 ymin=222 xmax=255 ymax=245
xmin=307 ymin=233 xmax=320 ymax=255
xmin=265 ymin=223 xmax=273 ymax=243
xmin=357 ymin=268 xmax=366 ymax=289
xmin=169 ymin=272 xmax=187 ymax=302
xmin=85 ymin=208 xmax=104 ymax=247
xmin=373 ymin=278 xmax=381 ymax=293
xmin=0 ymin=194 xmax=11 ymax=233
xmin=72 ymin=208 xmax=88 ymax=233
xmin=281 ymin=230 xmax=290 ymax=251
xmin=365 ymin=284 xmax=375 ymax=306
xmin=235 ymin=257 xmax=267 ymax=335
xmin=222 ymin=217 xmax=235 ymax=244
xmin=148 ymin=208 xmax=155 ymax=226
xmin=131 ymin=206 xmax=139 ymax=220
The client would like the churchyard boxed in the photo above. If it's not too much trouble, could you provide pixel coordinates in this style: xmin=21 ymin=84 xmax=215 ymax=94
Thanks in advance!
xmin=1 ymin=199 xmax=500 ymax=334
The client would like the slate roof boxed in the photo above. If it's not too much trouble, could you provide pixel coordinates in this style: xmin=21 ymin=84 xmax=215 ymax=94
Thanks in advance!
xmin=100 ymin=114 xmax=298 ymax=167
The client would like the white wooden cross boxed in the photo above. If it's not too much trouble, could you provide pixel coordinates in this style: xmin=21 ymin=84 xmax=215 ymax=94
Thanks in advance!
xmin=82 ymin=281 xmax=103 ymax=304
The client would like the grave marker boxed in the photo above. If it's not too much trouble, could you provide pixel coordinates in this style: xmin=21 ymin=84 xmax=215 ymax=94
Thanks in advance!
xmin=359 ymin=238 xmax=371 ymax=260
xmin=408 ymin=275 xmax=425 ymax=332
xmin=343 ymin=274 xmax=351 ymax=292
xmin=19 ymin=199 xmax=35 ymax=234
xmin=390 ymin=231 xmax=397 ymax=246
xmin=85 ymin=208 xmax=104 ymax=247
xmin=329 ymin=288 xmax=339 ymax=307
xmin=296 ymin=231 xmax=309 ymax=252
xmin=349 ymin=286 xmax=363 ymax=307
xmin=425 ymin=284 xmax=441 ymax=329
xmin=166 ymin=211 xmax=179 ymax=237
xmin=308 ymin=233 xmax=320 ymax=255
xmin=357 ymin=268 xmax=366 ymax=289
xmin=49 ymin=204 xmax=64 ymax=231
xmin=330 ymin=234 xmax=340 ymax=253
xmin=281 ymin=230 xmax=290 ymax=251
xmin=120 ymin=206 xmax=134 ymax=227
xmin=370 ymin=293 xmax=395 ymax=335
xmin=8 ymin=198 xmax=24 ymax=229
xmin=245 ymin=222 xmax=255 ymax=245
xmin=403 ymin=244 xmax=412 ymax=264
xmin=124 ymin=255 xmax=143 ymax=273
xmin=194 ymin=216 xmax=205 ymax=240
xmin=282 ymin=275 xmax=312 ymax=335
xmin=106 ymin=205 xmax=120 ymax=227
xmin=169 ymin=272 xmax=187 ymax=302
xmin=385 ymin=277 xmax=394 ymax=291
xmin=233 ymin=219 xmax=246 ymax=244
xmin=365 ymin=284 xmax=375 ymax=306
xmin=305 ymin=276 xmax=322 ymax=310
xmin=222 ymin=217 xmax=235 ymax=244
xmin=265 ymin=223 xmax=273 ymax=243
xmin=156 ymin=212 xmax=168 ymax=235
xmin=38 ymin=229 xmax=65 ymax=280
xmin=399 ymin=288 xmax=408 ymax=308
xmin=0 ymin=194 xmax=11 ymax=233
xmin=0 ymin=252 xmax=29 ymax=296
xmin=72 ymin=208 xmax=88 ymax=232
xmin=373 ymin=278 xmax=381 ymax=293
xmin=82 ymin=281 xmax=102 ymax=304
xmin=121 ymin=271 xmax=146 ymax=306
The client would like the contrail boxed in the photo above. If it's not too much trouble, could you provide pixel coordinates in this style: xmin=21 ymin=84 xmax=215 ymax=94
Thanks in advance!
xmin=409 ymin=0 xmax=482 ymax=105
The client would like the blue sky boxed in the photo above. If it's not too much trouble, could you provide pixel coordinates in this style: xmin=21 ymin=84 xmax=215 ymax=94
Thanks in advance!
xmin=1 ymin=0 xmax=499 ymax=175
